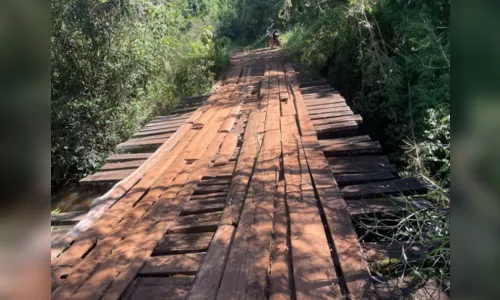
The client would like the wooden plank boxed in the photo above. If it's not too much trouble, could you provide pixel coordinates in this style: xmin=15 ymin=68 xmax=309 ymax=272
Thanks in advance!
xmin=182 ymin=201 xmax=225 ymax=215
xmin=52 ymin=120 xmax=194 ymax=260
xmin=219 ymin=67 xmax=251 ymax=133
xmin=280 ymin=66 xmax=296 ymax=116
xmin=79 ymin=169 xmax=134 ymax=184
xmin=133 ymin=127 xmax=178 ymax=138
xmin=310 ymin=110 xmax=354 ymax=120
xmin=217 ymin=128 xmax=281 ymax=300
xmin=193 ymin=184 xmax=228 ymax=194
xmin=124 ymin=277 xmax=193 ymax=300
xmin=299 ymin=84 xmax=331 ymax=93
xmin=139 ymin=253 xmax=205 ymax=275
xmin=214 ymin=115 xmax=244 ymax=166
xmin=100 ymin=160 xmax=145 ymax=171
xmin=306 ymin=102 xmax=348 ymax=111
xmin=312 ymin=114 xmax=363 ymax=126
xmin=303 ymin=95 xmax=344 ymax=103
xmin=281 ymin=115 xmax=341 ymax=299
xmin=341 ymin=178 xmax=428 ymax=200
xmin=187 ymin=225 xmax=236 ymax=300
xmin=298 ymin=79 xmax=327 ymax=87
xmin=51 ymin=211 xmax=87 ymax=226
xmin=347 ymin=198 xmax=405 ymax=216
xmin=105 ymin=152 xmax=153 ymax=163
xmin=81 ymin=131 xmax=230 ymax=300
xmin=285 ymin=63 xmax=376 ymax=299
xmin=52 ymin=116 xmax=223 ymax=296
xmin=318 ymin=136 xmax=371 ymax=145
xmin=320 ymin=140 xmax=382 ymax=156
xmin=187 ymin=112 xmax=266 ymax=299
xmin=115 ymin=138 xmax=166 ymax=151
xmin=308 ymin=107 xmax=351 ymax=116
xmin=153 ymin=232 xmax=214 ymax=255
xmin=269 ymin=181 xmax=291 ymax=300
xmin=315 ymin=120 xmax=359 ymax=134
xmin=326 ymin=156 xmax=395 ymax=173
xmin=198 ymin=178 xmax=231 ymax=186
xmin=335 ymin=171 xmax=398 ymax=186
xmin=189 ymin=193 xmax=227 ymax=202
xmin=219 ymin=111 xmax=265 ymax=226
xmin=170 ymin=212 xmax=222 ymax=233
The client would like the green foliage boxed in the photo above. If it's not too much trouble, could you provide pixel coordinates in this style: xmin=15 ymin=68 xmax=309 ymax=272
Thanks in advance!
xmin=51 ymin=0 xmax=232 ymax=187
xmin=280 ymin=0 xmax=450 ymax=187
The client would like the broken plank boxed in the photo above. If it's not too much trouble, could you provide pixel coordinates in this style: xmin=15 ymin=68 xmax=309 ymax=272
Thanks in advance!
xmin=341 ymin=177 xmax=428 ymax=199
xmin=139 ymin=253 xmax=205 ymax=275
xmin=214 ymin=133 xmax=239 ymax=166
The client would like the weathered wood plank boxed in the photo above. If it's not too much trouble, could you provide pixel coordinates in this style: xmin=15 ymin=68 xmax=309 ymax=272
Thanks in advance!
xmin=219 ymin=111 xmax=265 ymax=226
xmin=312 ymin=114 xmax=363 ymax=126
xmin=347 ymin=198 xmax=405 ymax=216
xmin=286 ymin=63 xmax=376 ymax=299
xmin=269 ymin=181 xmax=291 ymax=300
xmin=182 ymin=200 xmax=225 ymax=215
xmin=124 ymin=277 xmax=193 ymax=300
xmin=100 ymin=160 xmax=146 ymax=171
xmin=281 ymin=115 xmax=341 ymax=299
xmin=51 ymin=211 xmax=87 ymax=226
xmin=320 ymin=140 xmax=382 ymax=156
xmin=335 ymin=171 xmax=398 ymax=186
xmin=187 ymin=225 xmax=236 ymax=300
xmin=170 ymin=212 xmax=222 ymax=233
xmin=341 ymin=178 xmax=428 ymax=199
xmin=139 ymin=253 xmax=205 ymax=275
xmin=105 ymin=153 xmax=153 ymax=163
xmin=153 ymin=232 xmax=214 ymax=255
xmin=89 ymin=122 xmax=232 ymax=300
xmin=79 ymin=169 xmax=134 ymax=184
xmin=217 ymin=129 xmax=281 ymax=300
xmin=326 ymin=156 xmax=396 ymax=173
xmin=309 ymin=110 xmax=354 ymax=120
xmin=315 ymin=120 xmax=359 ymax=134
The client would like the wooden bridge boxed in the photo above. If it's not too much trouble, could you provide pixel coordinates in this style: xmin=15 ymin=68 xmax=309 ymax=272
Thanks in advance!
xmin=51 ymin=50 xmax=447 ymax=299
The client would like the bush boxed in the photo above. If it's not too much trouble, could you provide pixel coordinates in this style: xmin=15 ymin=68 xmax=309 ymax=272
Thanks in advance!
xmin=51 ymin=0 xmax=232 ymax=187
xmin=281 ymin=0 xmax=450 ymax=187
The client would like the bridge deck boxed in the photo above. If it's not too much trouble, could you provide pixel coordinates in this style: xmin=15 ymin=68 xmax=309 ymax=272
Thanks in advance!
xmin=52 ymin=50 xmax=435 ymax=299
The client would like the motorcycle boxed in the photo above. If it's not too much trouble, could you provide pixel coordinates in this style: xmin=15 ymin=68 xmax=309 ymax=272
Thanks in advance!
xmin=267 ymin=30 xmax=282 ymax=49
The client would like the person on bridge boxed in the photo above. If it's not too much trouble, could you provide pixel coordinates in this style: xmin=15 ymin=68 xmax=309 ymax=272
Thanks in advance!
xmin=266 ymin=22 xmax=281 ymax=49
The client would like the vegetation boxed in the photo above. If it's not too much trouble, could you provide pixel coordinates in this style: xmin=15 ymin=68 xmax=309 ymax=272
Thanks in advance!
xmin=51 ymin=0 xmax=233 ymax=187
